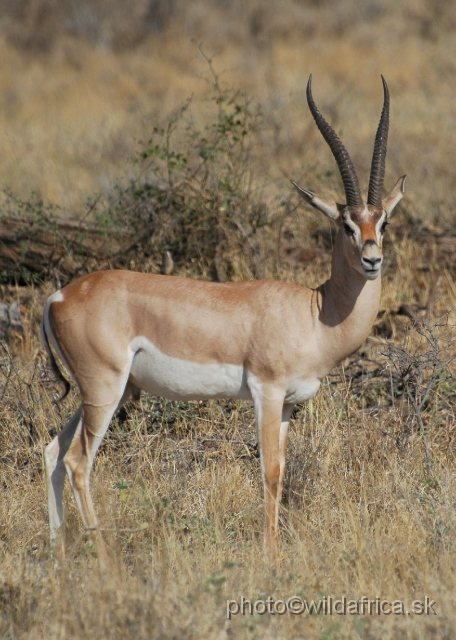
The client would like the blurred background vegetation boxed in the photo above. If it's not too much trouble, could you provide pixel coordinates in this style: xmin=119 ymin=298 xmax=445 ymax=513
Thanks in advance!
xmin=0 ymin=0 xmax=455 ymax=284
xmin=0 ymin=0 xmax=453 ymax=216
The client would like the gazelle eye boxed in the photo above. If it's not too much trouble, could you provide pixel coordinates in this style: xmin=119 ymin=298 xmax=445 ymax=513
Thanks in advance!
xmin=343 ymin=223 xmax=355 ymax=237
xmin=380 ymin=220 xmax=388 ymax=234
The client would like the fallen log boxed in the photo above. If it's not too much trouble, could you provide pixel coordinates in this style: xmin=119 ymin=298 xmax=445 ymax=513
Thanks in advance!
xmin=0 ymin=213 xmax=136 ymax=283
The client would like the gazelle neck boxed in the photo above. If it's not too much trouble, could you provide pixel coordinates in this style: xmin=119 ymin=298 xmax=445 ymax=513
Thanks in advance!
xmin=318 ymin=228 xmax=381 ymax=365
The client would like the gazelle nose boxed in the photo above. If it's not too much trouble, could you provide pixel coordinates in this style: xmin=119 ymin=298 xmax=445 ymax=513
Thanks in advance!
xmin=361 ymin=255 xmax=382 ymax=269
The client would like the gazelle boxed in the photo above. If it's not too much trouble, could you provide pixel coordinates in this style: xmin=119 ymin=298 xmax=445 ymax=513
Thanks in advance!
xmin=42 ymin=76 xmax=405 ymax=566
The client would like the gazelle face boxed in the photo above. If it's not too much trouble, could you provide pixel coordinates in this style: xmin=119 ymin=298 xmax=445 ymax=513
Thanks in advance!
xmin=292 ymin=176 xmax=405 ymax=282
xmin=340 ymin=204 xmax=387 ymax=280
xmin=294 ymin=76 xmax=406 ymax=282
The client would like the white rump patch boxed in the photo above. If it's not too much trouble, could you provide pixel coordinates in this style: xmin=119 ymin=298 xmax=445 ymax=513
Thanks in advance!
xmin=47 ymin=290 xmax=64 ymax=304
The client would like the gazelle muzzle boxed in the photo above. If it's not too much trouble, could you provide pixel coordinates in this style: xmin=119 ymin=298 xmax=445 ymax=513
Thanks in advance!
xmin=360 ymin=239 xmax=383 ymax=279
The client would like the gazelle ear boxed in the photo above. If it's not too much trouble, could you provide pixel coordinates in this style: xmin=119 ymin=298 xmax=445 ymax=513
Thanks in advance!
xmin=291 ymin=181 xmax=340 ymax=221
xmin=383 ymin=175 xmax=406 ymax=217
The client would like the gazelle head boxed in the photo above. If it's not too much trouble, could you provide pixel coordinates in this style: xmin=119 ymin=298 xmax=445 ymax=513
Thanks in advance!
xmin=292 ymin=75 xmax=406 ymax=281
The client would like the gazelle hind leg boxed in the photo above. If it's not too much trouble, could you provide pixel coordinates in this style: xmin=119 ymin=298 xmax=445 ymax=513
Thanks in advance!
xmin=45 ymin=405 xmax=83 ymax=548
xmin=63 ymin=378 xmax=133 ymax=568
xmin=63 ymin=403 xmax=118 ymax=569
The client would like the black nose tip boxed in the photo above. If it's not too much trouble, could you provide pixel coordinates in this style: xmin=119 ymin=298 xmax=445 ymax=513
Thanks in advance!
xmin=362 ymin=256 xmax=382 ymax=268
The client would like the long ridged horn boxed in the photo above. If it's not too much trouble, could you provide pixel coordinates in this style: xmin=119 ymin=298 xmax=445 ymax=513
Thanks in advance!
xmin=367 ymin=76 xmax=390 ymax=206
xmin=306 ymin=75 xmax=363 ymax=207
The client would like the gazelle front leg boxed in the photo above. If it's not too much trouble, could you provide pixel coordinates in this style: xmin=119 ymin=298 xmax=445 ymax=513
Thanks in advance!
xmin=276 ymin=402 xmax=294 ymax=527
xmin=251 ymin=381 xmax=293 ymax=560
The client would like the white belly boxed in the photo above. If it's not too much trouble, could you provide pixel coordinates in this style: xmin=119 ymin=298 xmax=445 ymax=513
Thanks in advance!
xmin=128 ymin=337 xmax=321 ymax=405
xmin=284 ymin=378 xmax=321 ymax=403
xmin=129 ymin=337 xmax=251 ymax=401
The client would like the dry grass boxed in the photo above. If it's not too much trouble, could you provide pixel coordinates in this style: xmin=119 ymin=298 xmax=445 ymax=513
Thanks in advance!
xmin=1 ymin=1 xmax=456 ymax=638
